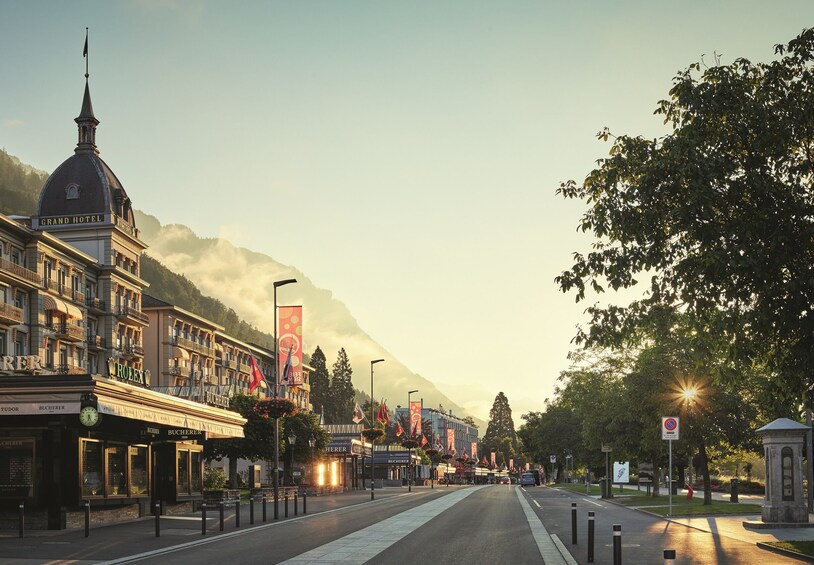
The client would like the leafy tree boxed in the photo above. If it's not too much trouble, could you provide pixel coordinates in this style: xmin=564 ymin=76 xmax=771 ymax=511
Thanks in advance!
xmin=281 ymin=411 xmax=332 ymax=485
xmin=556 ymin=29 xmax=814 ymax=407
xmin=205 ymin=393 xmax=279 ymax=488
xmin=481 ymin=392 xmax=517 ymax=466
xmin=309 ymin=346 xmax=330 ymax=416
xmin=328 ymin=348 xmax=355 ymax=424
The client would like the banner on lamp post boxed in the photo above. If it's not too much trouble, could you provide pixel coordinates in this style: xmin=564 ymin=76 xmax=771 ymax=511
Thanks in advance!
xmin=410 ymin=401 xmax=421 ymax=438
xmin=278 ymin=306 xmax=303 ymax=385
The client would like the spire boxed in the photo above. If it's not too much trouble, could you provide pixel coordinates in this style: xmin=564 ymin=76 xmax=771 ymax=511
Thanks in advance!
xmin=75 ymin=27 xmax=99 ymax=155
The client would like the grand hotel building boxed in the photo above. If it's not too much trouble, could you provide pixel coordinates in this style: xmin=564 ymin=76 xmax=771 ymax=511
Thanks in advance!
xmin=0 ymin=71 xmax=310 ymax=528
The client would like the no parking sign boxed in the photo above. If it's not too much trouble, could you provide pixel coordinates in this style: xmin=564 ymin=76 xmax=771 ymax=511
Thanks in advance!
xmin=661 ymin=416 xmax=679 ymax=440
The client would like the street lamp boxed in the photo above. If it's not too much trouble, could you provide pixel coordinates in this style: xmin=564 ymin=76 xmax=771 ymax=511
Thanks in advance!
xmin=370 ymin=359 xmax=385 ymax=500
xmin=287 ymin=433 xmax=297 ymax=486
xmin=308 ymin=435 xmax=316 ymax=487
xmin=407 ymin=389 xmax=418 ymax=492
xmin=273 ymin=278 xmax=297 ymax=517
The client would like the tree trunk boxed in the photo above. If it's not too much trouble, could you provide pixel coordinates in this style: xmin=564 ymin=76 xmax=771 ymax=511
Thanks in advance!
xmin=697 ymin=438 xmax=712 ymax=505
xmin=228 ymin=456 xmax=239 ymax=489
xmin=653 ymin=465 xmax=660 ymax=497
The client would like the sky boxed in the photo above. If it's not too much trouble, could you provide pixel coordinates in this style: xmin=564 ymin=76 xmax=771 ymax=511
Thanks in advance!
xmin=2 ymin=1 xmax=813 ymax=422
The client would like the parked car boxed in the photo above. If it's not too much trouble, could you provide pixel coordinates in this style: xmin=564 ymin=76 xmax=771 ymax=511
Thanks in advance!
xmin=499 ymin=476 xmax=510 ymax=484
xmin=520 ymin=473 xmax=536 ymax=486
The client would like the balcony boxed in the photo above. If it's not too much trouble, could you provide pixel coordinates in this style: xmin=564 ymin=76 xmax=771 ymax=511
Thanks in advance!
xmin=69 ymin=288 xmax=85 ymax=304
xmin=168 ymin=365 xmax=191 ymax=378
xmin=43 ymin=278 xmax=60 ymax=293
xmin=238 ymin=362 xmax=251 ymax=374
xmin=86 ymin=297 xmax=106 ymax=313
xmin=0 ymin=302 xmax=24 ymax=325
xmin=86 ymin=332 xmax=105 ymax=349
xmin=54 ymin=323 xmax=86 ymax=342
xmin=43 ymin=363 xmax=84 ymax=375
xmin=0 ymin=257 xmax=40 ymax=286
xmin=117 ymin=305 xmax=149 ymax=325
xmin=171 ymin=335 xmax=215 ymax=357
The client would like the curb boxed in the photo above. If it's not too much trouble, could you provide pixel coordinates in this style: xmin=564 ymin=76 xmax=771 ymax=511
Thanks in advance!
xmin=756 ymin=541 xmax=814 ymax=563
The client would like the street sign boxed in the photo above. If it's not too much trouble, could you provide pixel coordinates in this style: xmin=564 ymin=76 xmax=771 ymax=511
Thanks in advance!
xmin=601 ymin=444 xmax=613 ymax=453
xmin=550 ymin=455 xmax=557 ymax=464
xmin=662 ymin=416 xmax=680 ymax=440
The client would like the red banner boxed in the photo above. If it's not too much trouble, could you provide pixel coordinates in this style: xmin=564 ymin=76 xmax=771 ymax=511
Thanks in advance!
xmin=447 ymin=428 xmax=455 ymax=454
xmin=278 ymin=306 xmax=303 ymax=385
xmin=471 ymin=442 xmax=477 ymax=460
xmin=509 ymin=458 xmax=514 ymax=471
xmin=490 ymin=451 xmax=496 ymax=467
xmin=410 ymin=401 xmax=421 ymax=437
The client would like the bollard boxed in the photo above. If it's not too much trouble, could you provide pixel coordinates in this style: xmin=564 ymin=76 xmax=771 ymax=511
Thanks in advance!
xmin=201 ymin=503 xmax=207 ymax=536
xmin=154 ymin=502 xmax=160 ymax=538
xmin=303 ymin=491 xmax=307 ymax=515
xmin=18 ymin=501 xmax=24 ymax=538
xmin=250 ymin=496 xmax=255 ymax=525
xmin=613 ymin=524 xmax=622 ymax=565
xmin=235 ymin=499 xmax=240 ymax=528
xmin=263 ymin=495 xmax=267 ymax=522
xmin=84 ymin=500 xmax=90 ymax=538
xmin=588 ymin=511 xmax=595 ymax=563
xmin=571 ymin=502 xmax=577 ymax=544
xmin=285 ymin=494 xmax=289 ymax=518
xmin=294 ymin=491 xmax=298 ymax=515
xmin=664 ymin=549 xmax=676 ymax=564
xmin=219 ymin=501 xmax=224 ymax=531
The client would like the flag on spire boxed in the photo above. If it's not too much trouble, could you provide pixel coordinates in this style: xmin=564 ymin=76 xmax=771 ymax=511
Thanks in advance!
xmin=249 ymin=356 xmax=265 ymax=393
xmin=421 ymin=435 xmax=428 ymax=448
xmin=352 ymin=402 xmax=364 ymax=424
xmin=83 ymin=28 xmax=88 ymax=57
xmin=381 ymin=400 xmax=391 ymax=426
xmin=395 ymin=421 xmax=404 ymax=437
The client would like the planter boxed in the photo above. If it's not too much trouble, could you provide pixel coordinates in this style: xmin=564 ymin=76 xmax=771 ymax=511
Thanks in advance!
xmin=401 ymin=440 xmax=419 ymax=449
xmin=203 ymin=489 xmax=240 ymax=504
xmin=254 ymin=397 xmax=298 ymax=419
xmin=362 ymin=428 xmax=385 ymax=441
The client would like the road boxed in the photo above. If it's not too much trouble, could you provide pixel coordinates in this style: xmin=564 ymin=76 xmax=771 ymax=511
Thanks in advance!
xmin=0 ymin=485 xmax=804 ymax=564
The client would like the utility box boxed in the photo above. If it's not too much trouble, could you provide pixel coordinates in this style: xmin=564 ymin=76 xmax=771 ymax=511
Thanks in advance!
xmin=248 ymin=465 xmax=261 ymax=489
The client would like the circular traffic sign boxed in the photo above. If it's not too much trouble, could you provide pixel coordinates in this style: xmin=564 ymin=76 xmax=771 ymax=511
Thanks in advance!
xmin=663 ymin=417 xmax=678 ymax=431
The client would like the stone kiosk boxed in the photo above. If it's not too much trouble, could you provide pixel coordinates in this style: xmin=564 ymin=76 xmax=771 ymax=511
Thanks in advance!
xmin=756 ymin=418 xmax=810 ymax=525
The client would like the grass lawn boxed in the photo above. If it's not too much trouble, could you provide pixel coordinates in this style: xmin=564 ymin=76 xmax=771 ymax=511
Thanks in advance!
xmin=762 ymin=541 xmax=814 ymax=559
xmin=552 ymin=482 xmax=761 ymax=516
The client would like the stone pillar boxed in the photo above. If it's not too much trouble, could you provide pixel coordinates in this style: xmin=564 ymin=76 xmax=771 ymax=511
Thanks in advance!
xmin=758 ymin=418 xmax=809 ymax=524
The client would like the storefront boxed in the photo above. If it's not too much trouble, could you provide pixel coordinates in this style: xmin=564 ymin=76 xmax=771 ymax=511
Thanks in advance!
xmin=0 ymin=371 xmax=245 ymax=529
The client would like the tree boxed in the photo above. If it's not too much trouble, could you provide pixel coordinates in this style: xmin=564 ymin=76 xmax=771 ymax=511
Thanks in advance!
xmin=328 ymin=348 xmax=355 ymax=424
xmin=481 ymin=392 xmax=517 ymax=467
xmin=556 ymin=29 xmax=814 ymax=406
xmin=309 ymin=346 xmax=330 ymax=417
xmin=281 ymin=411 xmax=332 ymax=485
xmin=204 ymin=393 xmax=279 ymax=488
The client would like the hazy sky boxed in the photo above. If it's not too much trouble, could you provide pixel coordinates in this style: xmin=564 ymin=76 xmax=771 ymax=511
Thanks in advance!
xmin=2 ymin=1 xmax=812 ymax=421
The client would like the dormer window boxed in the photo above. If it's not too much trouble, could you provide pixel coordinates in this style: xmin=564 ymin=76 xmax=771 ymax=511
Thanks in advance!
xmin=65 ymin=183 xmax=81 ymax=200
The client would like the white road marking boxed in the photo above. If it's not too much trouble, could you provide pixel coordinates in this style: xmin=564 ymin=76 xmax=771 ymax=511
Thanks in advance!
xmin=516 ymin=487 xmax=577 ymax=565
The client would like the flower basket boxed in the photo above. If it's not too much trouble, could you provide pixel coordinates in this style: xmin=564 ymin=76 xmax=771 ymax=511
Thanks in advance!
xmin=254 ymin=397 xmax=298 ymax=419
xmin=401 ymin=439 xmax=419 ymax=449
xmin=424 ymin=448 xmax=439 ymax=456
xmin=362 ymin=428 xmax=385 ymax=442
xmin=441 ymin=453 xmax=454 ymax=461
xmin=455 ymin=456 xmax=467 ymax=463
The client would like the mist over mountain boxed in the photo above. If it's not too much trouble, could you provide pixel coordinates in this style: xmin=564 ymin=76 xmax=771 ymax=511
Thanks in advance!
xmin=137 ymin=210 xmax=485 ymax=429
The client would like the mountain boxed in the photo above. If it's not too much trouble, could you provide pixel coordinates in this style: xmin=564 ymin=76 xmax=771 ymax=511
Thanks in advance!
xmin=0 ymin=150 xmax=485 ymax=429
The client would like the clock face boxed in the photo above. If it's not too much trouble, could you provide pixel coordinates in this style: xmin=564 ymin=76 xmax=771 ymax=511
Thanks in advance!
xmin=79 ymin=406 xmax=100 ymax=427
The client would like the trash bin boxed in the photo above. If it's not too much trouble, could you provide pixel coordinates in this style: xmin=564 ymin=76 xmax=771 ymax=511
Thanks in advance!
xmin=600 ymin=478 xmax=612 ymax=498
xmin=730 ymin=478 xmax=739 ymax=503
xmin=671 ymin=480 xmax=678 ymax=495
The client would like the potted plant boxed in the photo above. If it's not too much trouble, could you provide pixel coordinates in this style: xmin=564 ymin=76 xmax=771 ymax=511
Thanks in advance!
xmin=203 ymin=467 xmax=239 ymax=503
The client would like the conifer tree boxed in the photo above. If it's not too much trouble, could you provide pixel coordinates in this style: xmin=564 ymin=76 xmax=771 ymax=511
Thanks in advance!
xmin=309 ymin=346 xmax=330 ymax=418
xmin=328 ymin=348 xmax=354 ymax=424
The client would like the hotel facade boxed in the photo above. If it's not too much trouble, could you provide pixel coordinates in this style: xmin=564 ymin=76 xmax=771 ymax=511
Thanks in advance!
xmin=0 ymin=69 xmax=309 ymax=528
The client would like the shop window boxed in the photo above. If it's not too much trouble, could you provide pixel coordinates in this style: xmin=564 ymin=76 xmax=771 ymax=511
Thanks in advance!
xmin=0 ymin=331 xmax=6 ymax=356
xmin=129 ymin=446 xmax=149 ymax=496
xmin=177 ymin=450 xmax=190 ymax=494
xmin=81 ymin=439 xmax=104 ymax=497
xmin=0 ymin=437 xmax=34 ymax=498
xmin=191 ymin=451 xmax=202 ymax=494
xmin=106 ymin=444 xmax=128 ymax=496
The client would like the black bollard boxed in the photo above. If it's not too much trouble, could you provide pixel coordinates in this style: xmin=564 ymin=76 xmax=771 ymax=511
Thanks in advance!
xmin=571 ymin=502 xmax=577 ymax=544
xmin=154 ymin=502 xmax=160 ymax=538
xmin=84 ymin=500 xmax=90 ymax=538
xmin=250 ymin=496 xmax=255 ymax=525
xmin=664 ymin=549 xmax=676 ymax=564
xmin=263 ymin=495 xmax=267 ymax=522
xmin=201 ymin=503 xmax=207 ymax=536
xmin=219 ymin=501 xmax=224 ymax=531
xmin=294 ymin=491 xmax=298 ymax=515
xmin=235 ymin=499 xmax=240 ymax=528
xmin=588 ymin=511 xmax=595 ymax=562
xmin=303 ymin=491 xmax=307 ymax=515
xmin=613 ymin=524 xmax=622 ymax=565
xmin=285 ymin=494 xmax=289 ymax=518
xmin=18 ymin=501 xmax=24 ymax=538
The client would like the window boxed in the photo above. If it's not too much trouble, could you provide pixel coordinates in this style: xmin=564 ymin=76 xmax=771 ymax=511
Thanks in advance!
xmin=13 ymin=290 xmax=23 ymax=310
xmin=14 ymin=333 xmax=24 ymax=356
xmin=177 ymin=450 xmax=190 ymax=493
xmin=0 ymin=437 xmax=35 ymax=499
xmin=10 ymin=249 xmax=20 ymax=266
xmin=88 ymin=353 xmax=97 ymax=374
xmin=106 ymin=444 xmax=128 ymax=496
xmin=0 ymin=330 xmax=6 ymax=356
xmin=191 ymin=451 xmax=202 ymax=494
xmin=129 ymin=446 xmax=149 ymax=496
xmin=81 ymin=439 xmax=104 ymax=497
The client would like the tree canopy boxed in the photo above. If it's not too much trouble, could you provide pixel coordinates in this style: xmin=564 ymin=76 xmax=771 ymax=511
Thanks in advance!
xmin=556 ymin=28 xmax=814 ymax=406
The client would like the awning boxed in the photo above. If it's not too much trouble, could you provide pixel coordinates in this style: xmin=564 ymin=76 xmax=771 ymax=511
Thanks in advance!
xmin=42 ymin=295 xmax=83 ymax=319
xmin=171 ymin=346 xmax=190 ymax=360
xmin=97 ymin=396 xmax=245 ymax=438
xmin=0 ymin=393 xmax=80 ymax=415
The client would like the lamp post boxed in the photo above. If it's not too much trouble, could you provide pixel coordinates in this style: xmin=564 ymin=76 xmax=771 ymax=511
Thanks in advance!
xmin=273 ymin=278 xmax=297 ymax=516
xmin=430 ymin=409 xmax=435 ymax=489
xmin=370 ymin=359 xmax=385 ymax=500
xmin=407 ymin=389 xmax=418 ymax=492
xmin=287 ymin=433 xmax=297 ymax=486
